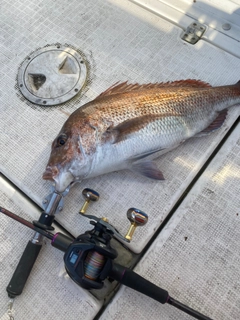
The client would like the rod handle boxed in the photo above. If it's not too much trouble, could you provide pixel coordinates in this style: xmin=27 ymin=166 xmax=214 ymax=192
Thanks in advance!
xmin=6 ymin=241 xmax=42 ymax=298
xmin=110 ymin=263 xmax=169 ymax=304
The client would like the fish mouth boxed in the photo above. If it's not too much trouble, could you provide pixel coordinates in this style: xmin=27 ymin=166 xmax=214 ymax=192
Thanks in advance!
xmin=42 ymin=166 xmax=59 ymax=181
xmin=43 ymin=166 xmax=75 ymax=192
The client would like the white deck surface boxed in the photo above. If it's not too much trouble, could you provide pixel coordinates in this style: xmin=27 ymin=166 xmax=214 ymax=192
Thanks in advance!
xmin=101 ymin=123 xmax=240 ymax=320
xmin=0 ymin=177 xmax=101 ymax=320
xmin=0 ymin=0 xmax=239 ymax=319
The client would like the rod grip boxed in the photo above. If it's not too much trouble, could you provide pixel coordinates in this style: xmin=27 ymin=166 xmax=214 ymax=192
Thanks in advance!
xmin=110 ymin=263 xmax=169 ymax=304
xmin=6 ymin=240 xmax=42 ymax=298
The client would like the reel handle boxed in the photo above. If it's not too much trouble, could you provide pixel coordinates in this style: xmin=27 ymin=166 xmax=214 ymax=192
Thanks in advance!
xmin=79 ymin=188 xmax=99 ymax=214
xmin=125 ymin=208 xmax=148 ymax=241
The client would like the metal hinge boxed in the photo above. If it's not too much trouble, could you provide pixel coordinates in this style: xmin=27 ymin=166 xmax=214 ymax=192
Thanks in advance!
xmin=181 ymin=22 xmax=206 ymax=44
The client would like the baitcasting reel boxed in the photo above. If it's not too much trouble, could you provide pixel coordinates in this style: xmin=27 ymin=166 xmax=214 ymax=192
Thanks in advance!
xmin=62 ymin=205 xmax=148 ymax=290
xmin=0 ymin=188 xmax=212 ymax=320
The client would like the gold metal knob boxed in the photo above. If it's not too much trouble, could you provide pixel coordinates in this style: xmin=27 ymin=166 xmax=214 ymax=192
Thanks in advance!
xmin=79 ymin=188 xmax=99 ymax=214
xmin=125 ymin=208 xmax=148 ymax=241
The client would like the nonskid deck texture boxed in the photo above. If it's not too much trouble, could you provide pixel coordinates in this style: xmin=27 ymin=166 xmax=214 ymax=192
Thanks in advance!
xmin=0 ymin=0 xmax=239 ymax=319
xmin=101 ymin=123 xmax=240 ymax=320
xmin=1 ymin=0 xmax=240 ymax=252
xmin=0 ymin=180 xmax=101 ymax=320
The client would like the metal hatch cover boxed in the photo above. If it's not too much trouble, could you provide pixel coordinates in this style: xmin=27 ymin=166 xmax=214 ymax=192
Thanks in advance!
xmin=17 ymin=45 xmax=87 ymax=106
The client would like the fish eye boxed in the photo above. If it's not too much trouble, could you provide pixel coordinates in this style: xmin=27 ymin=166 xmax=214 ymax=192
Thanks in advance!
xmin=57 ymin=134 xmax=68 ymax=147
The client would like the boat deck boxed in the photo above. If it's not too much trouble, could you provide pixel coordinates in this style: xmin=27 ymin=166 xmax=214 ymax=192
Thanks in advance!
xmin=0 ymin=1 xmax=239 ymax=319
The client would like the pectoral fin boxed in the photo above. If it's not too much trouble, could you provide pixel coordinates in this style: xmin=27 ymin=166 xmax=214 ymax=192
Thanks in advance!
xmin=112 ymin=116 xmax=153 ymax=143
xmin=131 ymin=161 xmax=165 ymax=180
xmin=104 ymin=114 xmax=171 ymax=144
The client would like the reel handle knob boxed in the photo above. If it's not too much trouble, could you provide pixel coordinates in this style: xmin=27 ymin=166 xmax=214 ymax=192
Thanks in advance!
xmin=125 ymin=208 xmax=148 ymax=241
xmin=79 ymin=188 xmax=99 ymax=214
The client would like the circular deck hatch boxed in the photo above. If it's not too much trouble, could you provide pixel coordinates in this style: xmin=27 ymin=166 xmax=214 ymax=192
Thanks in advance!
xmin=18 ymin=45 xmax=87 ymax=106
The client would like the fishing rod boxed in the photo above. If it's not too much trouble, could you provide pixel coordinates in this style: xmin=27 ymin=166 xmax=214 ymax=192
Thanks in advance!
xmin=4 ymin=183 xmax=74 ymax=300
xmin=0 ymin=190 xmax=213 ymax=320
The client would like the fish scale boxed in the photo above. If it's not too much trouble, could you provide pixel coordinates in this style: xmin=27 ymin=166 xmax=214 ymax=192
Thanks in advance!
xmin=43 ymin=80 xmax=240 ymax=192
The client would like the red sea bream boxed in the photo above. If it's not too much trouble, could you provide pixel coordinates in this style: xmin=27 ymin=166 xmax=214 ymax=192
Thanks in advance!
xmin=43 ymin=80 xmax=240 ymax=191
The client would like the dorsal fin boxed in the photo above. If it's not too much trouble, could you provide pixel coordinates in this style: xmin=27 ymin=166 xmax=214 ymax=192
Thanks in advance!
xmin=96 ymin=79 xmax=211 ymax=99
xmin=166 ymin=79 xmax=211 ymax=88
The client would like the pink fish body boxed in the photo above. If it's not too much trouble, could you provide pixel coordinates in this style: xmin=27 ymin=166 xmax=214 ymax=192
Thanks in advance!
xmin=43 ymin=80 xmax=240 ymax=191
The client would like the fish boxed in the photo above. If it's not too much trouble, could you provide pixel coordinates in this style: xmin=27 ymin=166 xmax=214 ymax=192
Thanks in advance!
xmin=43 ymin=80 xmax=240 ymax=192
